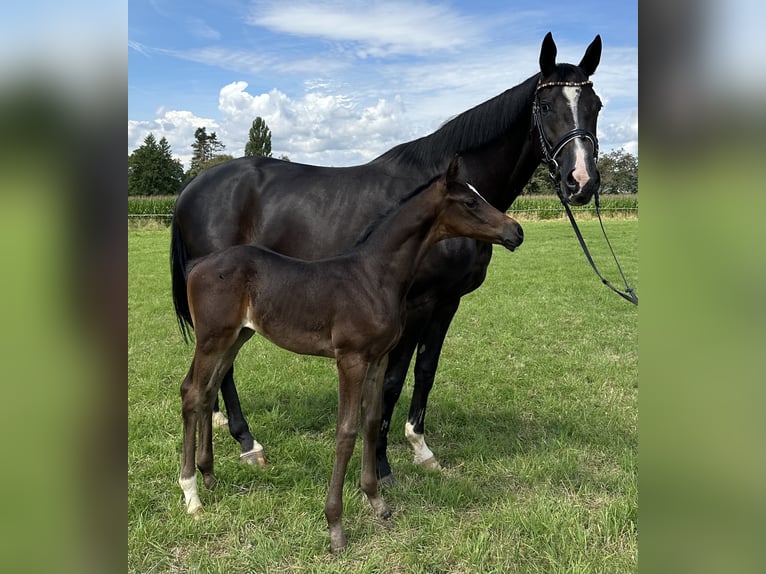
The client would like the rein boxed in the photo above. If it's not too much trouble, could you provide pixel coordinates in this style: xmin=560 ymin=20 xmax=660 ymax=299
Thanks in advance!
xmin=533 ymin=79 xmax=638 ymax=306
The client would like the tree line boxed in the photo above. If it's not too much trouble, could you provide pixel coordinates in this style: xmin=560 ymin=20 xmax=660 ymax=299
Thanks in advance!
xmin=128 ymin=117 xmax=284 ymax=196
xmin=129 ymin=117 xmax=637 ymax=196
xmin=523 ymin=148 xmax=638 ymax=195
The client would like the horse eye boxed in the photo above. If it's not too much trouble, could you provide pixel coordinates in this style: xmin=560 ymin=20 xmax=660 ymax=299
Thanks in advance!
xmin=464 ymin=198 xmax=478 ymax=209
xmin=540 ymin=103 xmax=551 ymax=113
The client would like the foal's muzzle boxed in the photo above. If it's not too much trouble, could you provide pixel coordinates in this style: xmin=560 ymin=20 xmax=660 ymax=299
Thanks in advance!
xmin=501 ymin=220 xmax=524 ymax=251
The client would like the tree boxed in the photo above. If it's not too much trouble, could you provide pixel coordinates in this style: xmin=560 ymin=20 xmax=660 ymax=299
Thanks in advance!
xmin=597 ymin=149 xmax=638 ymax=194
xmin=522 ymin=163 xmax=556 ymax=195
xmin=521 ymin=149 xmax=638 ymax=195
xmin=128 ymin=133 xmax=184 ymax=196
xmin=188 ymin=127 xmax=226 ymax=179
xmin=244 ymin=117 xmax=272 ymax=158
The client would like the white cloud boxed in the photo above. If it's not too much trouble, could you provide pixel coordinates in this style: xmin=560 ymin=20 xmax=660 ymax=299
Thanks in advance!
xmin=128 ymin=110 xmax=219 ymax=168
xmin=248 ymin=0 xmax=481 ymax=57
xmin=129 ymin=70 xmax=638 ymax=170
xmin=216 ymin=82 xmax=412 ymax=165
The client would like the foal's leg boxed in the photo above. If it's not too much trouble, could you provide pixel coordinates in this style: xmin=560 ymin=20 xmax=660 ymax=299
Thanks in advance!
xmin=405 ymin=298 xmax=461 ymax=471
xmin=325 ymin=353 xmax=367 ymax=554
xmin=180 ymin=329 xmax=250 ymax=514
xmin=179 ymin=367 xmax=203 ymax=515
xmin=360 ymin=356 xmax=392 ymax=519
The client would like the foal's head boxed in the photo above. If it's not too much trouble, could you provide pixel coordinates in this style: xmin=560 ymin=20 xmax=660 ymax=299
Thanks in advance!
xmin=436 ymin=157 xmax=524 ymax=251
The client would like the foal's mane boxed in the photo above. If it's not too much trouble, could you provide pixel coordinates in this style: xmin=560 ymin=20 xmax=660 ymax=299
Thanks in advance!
xmin=370 ymin=75 xmax=539 ymax=169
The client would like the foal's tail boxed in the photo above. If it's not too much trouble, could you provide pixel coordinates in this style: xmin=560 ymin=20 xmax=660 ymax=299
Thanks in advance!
xmin=170 ymin=216 xmax=194 ymax=343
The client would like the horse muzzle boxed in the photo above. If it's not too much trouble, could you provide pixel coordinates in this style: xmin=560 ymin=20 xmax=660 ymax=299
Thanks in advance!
xmin=559 ymin=167 xmax=600 ymax=206
xmin=500 ymin=219 xmax=524 ymax=251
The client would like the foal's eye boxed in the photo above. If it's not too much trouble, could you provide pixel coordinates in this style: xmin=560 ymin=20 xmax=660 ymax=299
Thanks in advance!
xmin=464 ymin=198 xmax=478 ymax=209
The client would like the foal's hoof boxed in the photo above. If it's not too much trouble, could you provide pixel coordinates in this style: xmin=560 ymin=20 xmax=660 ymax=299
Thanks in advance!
xmin=377 ymin=473 xmax=397 ymax=488
xmin=240 ymin=447 xmax=267 ymax=467
xmin=329 ymin=530 xmax=348 ymax=555
xmin=211 ymin=411 xmax=229 ymax=429
xmin=418 ymin=456 xmax=442 ymax=471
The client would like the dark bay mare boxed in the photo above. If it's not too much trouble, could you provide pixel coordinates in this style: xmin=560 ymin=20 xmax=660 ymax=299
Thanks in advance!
xmin=171 ymin=33 xmax=603 ymax=484
xmin=178 ymin=159 xmax=523 ymax=553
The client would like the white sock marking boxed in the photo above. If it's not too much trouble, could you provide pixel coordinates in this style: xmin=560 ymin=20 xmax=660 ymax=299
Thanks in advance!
xmin=405 ymin=421 xmax=435 ymax=464
xmin=179 ymin=475 xmax=202 ymax=514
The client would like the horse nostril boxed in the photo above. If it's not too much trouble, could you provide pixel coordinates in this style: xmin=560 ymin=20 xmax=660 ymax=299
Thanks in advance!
xmin=566 ymin=171 xmax=579 ymax=191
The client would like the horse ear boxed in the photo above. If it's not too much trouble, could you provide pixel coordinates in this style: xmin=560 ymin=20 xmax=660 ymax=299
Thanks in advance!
xmin=539 ymin=32 xmax=557 ymax=77
xmin=578 ymin=35 xmax=602 ymax=76
xmin=446 ymin=155 xmax=461 ymax=182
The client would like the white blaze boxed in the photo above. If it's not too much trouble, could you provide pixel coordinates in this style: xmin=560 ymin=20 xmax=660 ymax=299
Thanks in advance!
xmin=562 ymin=86 xmax=590 ymax=190
xmin=466 ymin=183 xmax=490 ymax=205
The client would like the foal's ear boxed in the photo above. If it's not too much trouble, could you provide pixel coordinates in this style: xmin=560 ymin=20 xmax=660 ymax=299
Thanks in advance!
xmin=578 ymin=35 xmax=602 ymax=76
xmin=446 ymin=155 xmax=461 ymax=182
xmin=539 ymin=32 xmax=557 ymax=77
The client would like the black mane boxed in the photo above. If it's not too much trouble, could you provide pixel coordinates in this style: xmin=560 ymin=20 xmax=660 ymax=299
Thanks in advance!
xmin=370 ymin=75 xmax=539 ymax=169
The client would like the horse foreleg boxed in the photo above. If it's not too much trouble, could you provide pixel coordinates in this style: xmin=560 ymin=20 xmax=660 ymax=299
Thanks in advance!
xmin=406 ymin=299 xmax=460 ymax=471
xmin=325 ymin=353 xmax=366 ymax=554
xmin=360 ymin=356 xmax=392 ymax=519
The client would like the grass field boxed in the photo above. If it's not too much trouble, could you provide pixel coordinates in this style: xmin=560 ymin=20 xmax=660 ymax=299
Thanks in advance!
xmin=128 ymin=220 xmax=638 ymax=573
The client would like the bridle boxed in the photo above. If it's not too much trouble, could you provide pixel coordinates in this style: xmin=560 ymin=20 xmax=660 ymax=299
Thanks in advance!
xmin=532 ymin=79 xmax=638 ymax=306
xmin=532 ymin=79 xmax=599 ymax=184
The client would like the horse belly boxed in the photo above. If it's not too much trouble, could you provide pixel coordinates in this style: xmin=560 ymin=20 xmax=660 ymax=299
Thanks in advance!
xmin=244 ymin=301 xmax=336 ymax=359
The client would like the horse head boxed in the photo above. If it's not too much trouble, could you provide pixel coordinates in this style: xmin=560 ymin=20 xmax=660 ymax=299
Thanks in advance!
xmin=440 ymin=156 xmax=524 ymax=251
xmin=534 ymin=32 xmax=603 ymax=206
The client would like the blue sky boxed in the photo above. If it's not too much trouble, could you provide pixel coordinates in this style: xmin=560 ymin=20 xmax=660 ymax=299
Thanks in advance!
xmin=129 ymin=1 xmax=637 ymax=168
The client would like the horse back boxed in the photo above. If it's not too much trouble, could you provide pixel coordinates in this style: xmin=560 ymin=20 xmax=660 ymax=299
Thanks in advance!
xmin=174 ymin=156 xmax=421 ymax=262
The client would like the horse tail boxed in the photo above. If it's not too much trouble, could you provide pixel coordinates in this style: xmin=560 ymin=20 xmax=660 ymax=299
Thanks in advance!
xmin=170 ymin=215 xmax=193 ymax=343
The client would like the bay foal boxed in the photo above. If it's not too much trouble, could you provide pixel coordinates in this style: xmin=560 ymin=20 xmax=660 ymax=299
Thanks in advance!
xmin=178 ymin=158 xmax=523 ymax=553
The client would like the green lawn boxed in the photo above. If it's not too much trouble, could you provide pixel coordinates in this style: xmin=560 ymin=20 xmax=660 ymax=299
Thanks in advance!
xmin=128 ymin=220 xmax=637 ymax=573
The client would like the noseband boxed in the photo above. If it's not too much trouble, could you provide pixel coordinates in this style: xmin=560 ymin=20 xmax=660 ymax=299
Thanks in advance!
xmin=532 ymin=80 xmax=599 ymax=185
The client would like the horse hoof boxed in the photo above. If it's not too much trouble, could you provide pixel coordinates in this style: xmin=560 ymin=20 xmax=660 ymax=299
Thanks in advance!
xmin=240 ymin=447 xmax=267 ymax=467
xmin=377 ymin=473 xmax=397 ymax=488
xmin=203 ymin=473 xmax=217 ymax=490
xmin=211 ymin=411 xmax=229 ymax=429
xmin=418 ymin=456 xmax=442 ymax=471
xmin=329 ymin=531 xmax=348 ymax=555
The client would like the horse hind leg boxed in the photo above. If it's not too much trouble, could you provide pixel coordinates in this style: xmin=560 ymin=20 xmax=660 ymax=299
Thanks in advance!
xmin=406 ymin=300 xmax=461 ymax=472
xmin=360 ymin=356 xmax=392 ymax=520
xmin=179 ymin=328 xmax=250 ymax=514
xmin=211 ymin=396 xmax=228 ymax=428
xmin=179 ymin=368 xmax=203 ymax=515
xmin=218 ymin=365 xmax=266 ymax=466
xmin=376 ymin=323 xmax=421 ymax=486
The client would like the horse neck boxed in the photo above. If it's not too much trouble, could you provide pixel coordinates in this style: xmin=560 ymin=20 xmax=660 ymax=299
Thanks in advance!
xmin=374 ymin=75 xmax=542 ymax=212
xmin=355 ymin=184 xmax=444 ymax=296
